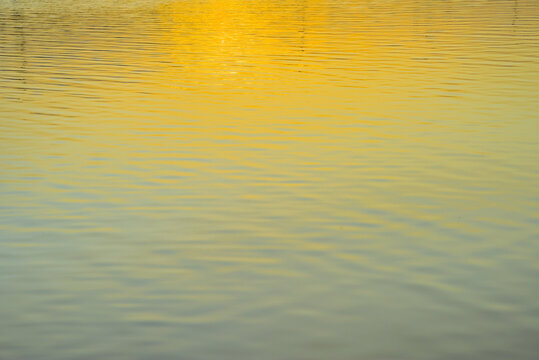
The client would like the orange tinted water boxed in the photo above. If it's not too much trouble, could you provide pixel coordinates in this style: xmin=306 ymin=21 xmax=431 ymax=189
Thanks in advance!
xmin=1 ymin=0 xmax=538 ymax=359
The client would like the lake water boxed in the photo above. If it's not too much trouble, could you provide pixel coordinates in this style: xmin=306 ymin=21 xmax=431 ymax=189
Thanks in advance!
xmin=1 ymin=0 xmax=538 ymax=359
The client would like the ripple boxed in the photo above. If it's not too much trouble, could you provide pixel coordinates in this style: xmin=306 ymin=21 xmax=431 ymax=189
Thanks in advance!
xmin=1 ymin=0 xmax=539 ymax=359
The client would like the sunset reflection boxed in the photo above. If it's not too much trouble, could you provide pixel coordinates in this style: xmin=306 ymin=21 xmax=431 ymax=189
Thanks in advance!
xmin=1 ymin=0 xmax=538 ymax=359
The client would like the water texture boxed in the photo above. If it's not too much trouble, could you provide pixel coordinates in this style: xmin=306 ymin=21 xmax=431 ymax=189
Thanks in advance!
xmin=1 ymin=0 xmax=538 ymax=359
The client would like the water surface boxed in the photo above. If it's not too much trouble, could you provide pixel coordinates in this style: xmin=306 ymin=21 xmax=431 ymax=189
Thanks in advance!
xmin=1 ymin=0 xmax=538 ymax=359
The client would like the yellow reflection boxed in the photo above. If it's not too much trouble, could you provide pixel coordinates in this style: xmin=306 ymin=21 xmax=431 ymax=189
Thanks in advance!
xmin=1 ymin=3 xmax=538 ymax=356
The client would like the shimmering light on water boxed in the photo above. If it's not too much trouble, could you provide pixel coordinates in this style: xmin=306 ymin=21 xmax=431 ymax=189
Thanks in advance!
xmin=1 ymin=0 xmax=538 ymax=359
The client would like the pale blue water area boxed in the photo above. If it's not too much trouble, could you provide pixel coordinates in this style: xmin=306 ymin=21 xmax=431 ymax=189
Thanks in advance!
xmin=1 ymin=0 xmax=538 ymax=359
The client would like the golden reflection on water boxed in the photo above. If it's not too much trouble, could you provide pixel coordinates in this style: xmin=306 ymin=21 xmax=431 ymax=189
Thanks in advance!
xmin=1 ymin=0 xmax=539 ymax=359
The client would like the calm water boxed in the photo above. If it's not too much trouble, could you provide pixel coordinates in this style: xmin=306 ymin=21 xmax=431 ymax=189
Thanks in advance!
xmin=1 ymin=0 xmax=538 ymax=359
